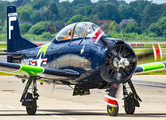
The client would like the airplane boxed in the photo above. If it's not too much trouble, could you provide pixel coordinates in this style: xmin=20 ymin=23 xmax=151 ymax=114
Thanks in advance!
xmin=0 ymin=5 xmax=166 ymax=116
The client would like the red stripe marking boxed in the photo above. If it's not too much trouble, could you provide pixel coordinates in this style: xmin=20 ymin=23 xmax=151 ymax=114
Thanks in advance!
xmin=32 ymin=61 xmax=36 ymax=64
xmin=40 ymin=82 xmax=43 ymax=85
xmin=113 ymin=83 xmax=119 ymax=88
xmin=154 ymin=44 xmax=160 ymax=60
xmin=92 ymin=29 xmax=102 ymax=42
xmin=43 ymin=60 xmax=47 ymax=63
xmin=104 ymin=96 xmax=118 ymax=106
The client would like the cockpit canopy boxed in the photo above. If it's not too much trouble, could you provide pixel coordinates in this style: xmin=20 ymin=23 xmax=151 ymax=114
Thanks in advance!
xmin=55 ymin=22 xmax=105 ymax=41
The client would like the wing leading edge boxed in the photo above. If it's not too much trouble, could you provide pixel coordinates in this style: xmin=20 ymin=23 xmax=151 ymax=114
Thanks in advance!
xmin=0 ymin=62 xmax=80 ymax=79
xmin=135 ymin=61 xmax=166 ymax=74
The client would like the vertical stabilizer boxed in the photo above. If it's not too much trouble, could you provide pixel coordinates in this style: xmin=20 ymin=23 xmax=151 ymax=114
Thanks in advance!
xmin=7 ymin=5 xmax=37 ymax=52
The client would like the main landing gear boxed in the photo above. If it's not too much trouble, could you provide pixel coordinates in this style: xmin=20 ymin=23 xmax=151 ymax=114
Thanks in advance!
xmin=104 ymin=79 xmax=142 ymax=116
xmin=123 ymin=79 xmax=142 ymax=114
xmin=20 ymin=77 xmax=39 ymax=115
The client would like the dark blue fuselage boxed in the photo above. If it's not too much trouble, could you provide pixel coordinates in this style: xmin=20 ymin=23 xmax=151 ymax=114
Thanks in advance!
xmin=18 ymin=36 xmax=113 ymax=85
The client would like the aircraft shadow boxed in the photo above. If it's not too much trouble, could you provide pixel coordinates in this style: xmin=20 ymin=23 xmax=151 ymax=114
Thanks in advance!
xmin=0 ymin=109 xmax=166 ymax=118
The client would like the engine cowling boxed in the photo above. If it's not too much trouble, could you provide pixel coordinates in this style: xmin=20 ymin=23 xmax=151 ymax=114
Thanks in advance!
xmin=101 ymin=41 xmax=137 ymax=83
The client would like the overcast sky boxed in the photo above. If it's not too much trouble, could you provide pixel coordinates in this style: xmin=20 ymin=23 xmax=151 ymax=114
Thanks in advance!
xmin=2 ymin=0 xmax=166 ymax=4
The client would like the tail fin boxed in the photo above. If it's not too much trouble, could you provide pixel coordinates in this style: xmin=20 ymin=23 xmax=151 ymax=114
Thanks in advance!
xmin=7 ymin=5 xmax=38 ymax=52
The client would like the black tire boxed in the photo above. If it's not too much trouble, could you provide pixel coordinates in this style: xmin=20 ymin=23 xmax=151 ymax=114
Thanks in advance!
xmin=107 ymin=105 xmax=119 ymax=116
xmin=26 ymin=99 xmax=37 ymax=115
xmin=124 ymin=97 xmax=135 ymax=114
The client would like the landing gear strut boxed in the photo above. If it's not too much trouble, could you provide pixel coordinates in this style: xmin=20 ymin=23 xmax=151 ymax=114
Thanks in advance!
xmin=20 ymin=77 xmax=39 ymax=115
xmin=123 ymin=79 xmax=142 ymax=114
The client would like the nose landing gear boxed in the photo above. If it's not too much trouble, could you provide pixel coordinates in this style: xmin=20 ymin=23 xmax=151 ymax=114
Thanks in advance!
xmin=104 ymin=79 xmax=142 ymax=116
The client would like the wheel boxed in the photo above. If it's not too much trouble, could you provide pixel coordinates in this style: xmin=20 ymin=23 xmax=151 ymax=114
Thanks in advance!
xmin=107 ymin=105 xmax=119 ymax=116
xmin=26 ymin=99 xmax=37 ymax=115
xmin=124 ymin=97 xmax=135 ymax=114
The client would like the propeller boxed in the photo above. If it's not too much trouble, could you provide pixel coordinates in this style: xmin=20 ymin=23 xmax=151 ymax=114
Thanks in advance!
xmin=108 ymin=67 xmax=122 ymax=97
xmin=101 ymin=38 xmax=137 ymax=107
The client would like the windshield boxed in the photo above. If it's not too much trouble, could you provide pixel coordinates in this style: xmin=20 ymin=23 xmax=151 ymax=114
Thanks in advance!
xmin=55 ymin=22 xmax=105 ymax=41
xmin=55 ymin=23 xmax=75 ymax=41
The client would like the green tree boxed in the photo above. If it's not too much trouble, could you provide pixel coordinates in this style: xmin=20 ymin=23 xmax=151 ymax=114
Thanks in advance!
xmin=30 ymin=12 xmax=42 ymax=24
xmin=21 ymin=0 xmax=31 ymax=6
xmin=120 ymin=6 xmax=135 ymax=19
xmin=94 ymin=4 xmax=105 ymax=20
xmin=59 ymin=1 xmax=71 ymax=9
xmin=0 ymin=19 xmax=3 ymax=27
xmin=84 ymin=6 xmax=92 ymax=17
xmin=118 ymin=0 xmax=127 ymax=5
xmin=148 ymin=32 xmax=158 ymax=37
xmin=28 ymin=21 xmax=46 ymax=35
xmin=129 ymin=0 xmax=151 ymax=13
xmin=141 ymin=3 xmax=161 ymax=29
xmin=17 ymin=6 xmax=33 ymax=21
xmin=49 ymin=2 xmax=59 ymax=18
xmin=64 ymin=7 xmax=74 ymax=21
xmin=163 ymin=29 xmax=166 ymax=38
xmin=0 ymin=26 xmax=3 ymax=34
xmin=47 ymin=21 xmax=54 ymax=34
xmin=55 ymin=20 xmax=64 ymax=28
xmin=123 ymin=22 xmax=142 ymax=34
xmin=101 ymin=20 xmax=111 ymax=33
xmin=31 ymin=0 xmax=48 ymax=10
xmin=67 ymin=14 xmax=90 ymax=24
xmin=148 ymin=23 xmax=162 ymax=37
xmin=20 ymin=23 xmax=32 ymax=35
xmin=2 ymin=20 xmax=7 ymax=34
xmin=72 ymin=0 xmax=91 ymax=8
xmin=77 ymin=7 xmax=85 ymax=16
xmin=40 ymin=10 xmax=52 ymax=21
xmin=20 ymin=12 xmax=30 ymax=21
xmin=0 ymin=3 xmax=5 ymax=26
xmin=109 ymin=21 xmax=120 ymax=33
xmin=157 ymin=17 xmax=166 ymax=33
xmin=41 ymin=32 xmax=52 ymax=39
xmin=105 ymin=4 xmax=121 ymax=23
xmin=161 ymin=11 xmax=166 ymax=18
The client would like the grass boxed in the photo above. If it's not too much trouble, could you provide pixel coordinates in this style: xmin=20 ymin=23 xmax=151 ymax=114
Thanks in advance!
xmin=138 ymin=70 xmax=166 ymax=75
xmin=134 ymin=48 xmax=153 ymax=53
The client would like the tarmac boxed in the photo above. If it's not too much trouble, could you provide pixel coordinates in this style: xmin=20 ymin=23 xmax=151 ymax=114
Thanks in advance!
xmin=0 ymin=75 xmax=166 ymax=120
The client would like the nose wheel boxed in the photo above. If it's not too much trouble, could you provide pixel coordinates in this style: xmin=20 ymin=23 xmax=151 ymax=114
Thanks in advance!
xmin=107 ymin=105 xmax=119 ymax=116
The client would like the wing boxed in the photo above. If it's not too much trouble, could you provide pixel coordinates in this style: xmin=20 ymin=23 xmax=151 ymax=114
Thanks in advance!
xmin=0 ymin=62 xmax=80 ymax=80
xmin=135 ymin=61 xmax=166 ymax=74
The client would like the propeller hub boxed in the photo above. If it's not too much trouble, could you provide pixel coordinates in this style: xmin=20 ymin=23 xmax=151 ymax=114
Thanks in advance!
xmin=112 ymin=57 xmax=119 ymax=68
xmin=112 ymin=57 xmax=129 ymax=69
xmin=120 ymin=58 xmax=129 ymax=67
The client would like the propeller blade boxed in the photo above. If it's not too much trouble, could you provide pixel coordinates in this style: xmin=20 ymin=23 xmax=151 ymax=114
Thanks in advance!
xmin=108 ymin=67 xmax=123 ymax=97
xmin=104 ymin=68 xmax=123 ymax=108
xmin=128 ymin=56 xmax=137 ymax=63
